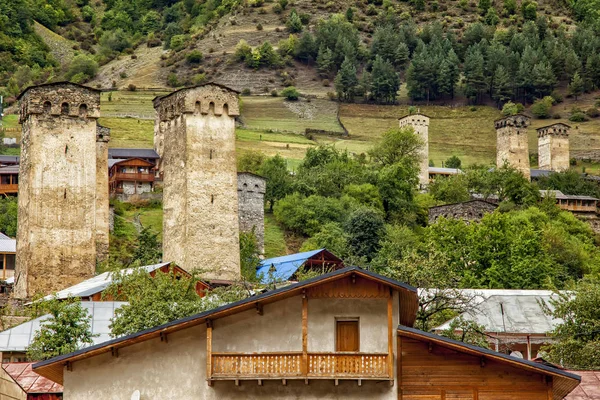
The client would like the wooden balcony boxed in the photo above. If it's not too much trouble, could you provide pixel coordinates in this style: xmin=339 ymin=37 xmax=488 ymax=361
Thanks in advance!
xmin=0 ymin=184 xmax=18 ymax=194
xmin=111 ymin=172 xmax=155 ymax=182
xmin=210 ymin=352 xmax=390 ymax=381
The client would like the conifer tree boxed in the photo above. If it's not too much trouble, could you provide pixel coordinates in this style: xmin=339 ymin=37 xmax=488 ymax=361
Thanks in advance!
xmin=370 ymin=56 xmax=400 ymax=104
xmin=492 ymin=65 xmax=513 ymax=105
xmin=568 ymin=72 xmax=584 ymax=100
xmin=317 ymin=46 xmax=335 ymax=76
xmin=334 ymin=56 xmax=359 ymax=102
xmin=464 ymin=48 xmax=486 ymax=104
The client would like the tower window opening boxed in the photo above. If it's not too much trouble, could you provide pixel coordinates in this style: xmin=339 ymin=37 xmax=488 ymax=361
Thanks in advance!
xmin=61 ymin=103 xmax=69 ymax=115
xmin=79 ymin=104 xmax=88 ymax=117
xmin=43 ymin=101 xmax=52 ymax=114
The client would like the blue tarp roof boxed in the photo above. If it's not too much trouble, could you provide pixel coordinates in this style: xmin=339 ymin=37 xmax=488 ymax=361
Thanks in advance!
xmin=257 ymin=249 xmax=330 ymax=283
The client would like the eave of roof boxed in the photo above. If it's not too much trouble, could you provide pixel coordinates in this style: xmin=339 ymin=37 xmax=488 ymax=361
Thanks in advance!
xmin=109 ymin=157 xmax=156 ymax=168
xmin=34 ymin=267 xmax=418 ymax=384
xmin=536 ymin=122 xmax=572 ymax=131
xmin=17 ymin=82 xmax=100 ymax=100
xmin=398 ymin=112 xmax=431 ymax=120
xmin=428 ymin=199 xmax=499 ymax=210
xmin=493 ymin=113 xmax=531 ymax=123
xmin=398 ymin=325 xmax=580 ymax=399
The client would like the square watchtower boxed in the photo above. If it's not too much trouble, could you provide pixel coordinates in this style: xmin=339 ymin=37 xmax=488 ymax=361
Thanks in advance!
xmin=495 ymin=114 xmax=531 ymax=180
xmin=537 ymin=123 xmax=570 ymax=172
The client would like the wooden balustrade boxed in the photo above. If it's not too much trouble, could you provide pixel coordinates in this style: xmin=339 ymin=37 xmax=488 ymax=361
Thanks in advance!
xmin=111 ymin=172 xmax=155 ymax=182
xmin=210 ymin=352 xmax=390 ymax=380
xmin=211 ymin=352 xmax=302 ymax=378
xmin=0 ymin=184 xmax=18 ymax=194
xmin=308 ymin=353 xmax=389 ymax=378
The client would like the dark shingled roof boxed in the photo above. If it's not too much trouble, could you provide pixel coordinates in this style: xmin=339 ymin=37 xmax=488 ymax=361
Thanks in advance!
xmin=108 ymin=148 xmax=159 ymax=160
xmin=17 ymin=82 xmax=100 ymax=100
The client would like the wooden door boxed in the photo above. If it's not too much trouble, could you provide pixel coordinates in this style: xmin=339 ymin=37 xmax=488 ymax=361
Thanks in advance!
xmin=336 ymin=320 xmax=359 ymax=352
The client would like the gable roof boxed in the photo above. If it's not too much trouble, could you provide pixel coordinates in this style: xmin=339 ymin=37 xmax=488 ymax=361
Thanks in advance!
xmin=0 ymin=302 xmax=127 ymax=353
xmin=429 ymin=167 xmax=462 ymax=174
xmin=0 ymin=155 xmax=20 ymax=165
xmin=42 ymin=262 xmax=172 ymax=301
xmin=153 ymin=82 xmax=240 ymax=103
xmin=428 ymin=199 xmax=498 ymax=210
xmin=433 ymin=291 xmax=562 ymax=335
xmin=565 ymin=371 xmax=600 ymax=399
xmin=107 ymin=148 xmax=159 ymax=160
xmin=0 ymin=233 xmax=16 ymax=254
xmin=398 ymin=325 xmax=580 ymax=400
xmin=2 ymin=363 xmax=63 ymax=394
xmin=108 ymin=157 xmax=156 ymax=168
xmin=256 ymin=249 xmax=344 ymax=283
xmin=33 ymin=267 xmax=418 ymax=384
xmin=17 ymin=82 xmax=100 ymax=100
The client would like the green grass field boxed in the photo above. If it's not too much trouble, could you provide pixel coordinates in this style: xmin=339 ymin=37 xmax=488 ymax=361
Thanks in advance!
xmin=264 ymin=213 xmax=287 ymax=258
xmin=100 ymin=91 xmax=167 ymax=116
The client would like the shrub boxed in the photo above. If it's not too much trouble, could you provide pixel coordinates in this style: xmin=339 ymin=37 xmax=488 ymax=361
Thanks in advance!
xmin=167 ymin=73 xmax=180 ymax=87
xmin=586 ymin=108 xmax=600 ymax=118
xmin=271 ymin=89 xmax=278 ymax=97
xmin=273 ymin=3 xmax=283 ymax=13
xmin=595 ymin=99 xmax=600 ymax=108
xmin=553 ymin=113 xmax=561 ymax=119
xmin=128 ymin=84 xmax=137 ymax=91
xmin=192 ymin=73 xmax=207 ymax=85
xmin=281 ymin=86 xmax=300 ymax=100
xmin=322 ymin=79 xmax=330 ymax=86
xmin=550 ymin=90 xmax=563 ymax=104
xmin=66 ymin=54 xmax=99 ymax=81
xmin=120 ymin=71 xmax=127 ymax=78
xmin=278 ymin=0 xmax=288 ymax=8
xmin=569 ymin=112 xmax=588 ymax=122
xmin=186 ymin=50 xmax=203 ymax=64
xmin=256 ymin=23 xmax=263 ymax=30
xmin=299 ymin=13 xmax=311 ymax=25
xmin=242 ymin=88 xmax=252 ymax=96
xmin=531 ymin=96 xmax=554 ymax=119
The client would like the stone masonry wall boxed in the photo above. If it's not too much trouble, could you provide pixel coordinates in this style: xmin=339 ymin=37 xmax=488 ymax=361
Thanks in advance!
xmin=537 ymin=124 xmax=569 ymax=171
xmin=429 ymin=200 xmax=498 ymax=224
xmin=95 ymin=125 xmax=110 ymax=265
xmin=237 ymin=172 xmax=266 ymax=253
xmin=496 ymin=115 xmax=530 ymax=180
xmin=156 ymin=84 xmax=241 ymax=280
xmin=399 ymin=114 xmax=429 ymax=188
xmin=15 ymin=83 xmax=101 ymax=299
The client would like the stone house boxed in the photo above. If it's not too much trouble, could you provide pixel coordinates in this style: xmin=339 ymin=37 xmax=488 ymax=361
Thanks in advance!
xmin=32 ymin=267 xmax=580 ymax=400
xmin=428 ymin=200 xmax=498 ymax=224
xmin=0 ymin=233 xmax=15 ymax=281
xmin=0 ymin=165 xmax=18 ymax=196
xmin=237 ymin=172 xmax=266 ymax=253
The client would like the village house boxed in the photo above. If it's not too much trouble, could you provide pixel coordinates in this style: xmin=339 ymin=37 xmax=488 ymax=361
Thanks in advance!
xmin=539 ymin=190 xmax=598 ymax=215
xmin=433 ymin=289 xmax=561 ymax=361
xmin=32 ymin=267 xmax=580 ymax=400
xmin=428 ymin=166 xmax=462 ymax=181
xmin=256 ymin=249 xmax=344 ymax=284
xmin=0 ymin=362 xmax=63 ymax=399
xmin=107 ymin=148 xmax=160 ymax=165
xmin=108 ymin=158 xmax=156 ymax=197
xmin=0 ymin=156 xmax=20 ymax=167
xmin=0 ymin=166 xmax=18 ymax=197
xmin=0 ymin=233 xmax=16 ymax=282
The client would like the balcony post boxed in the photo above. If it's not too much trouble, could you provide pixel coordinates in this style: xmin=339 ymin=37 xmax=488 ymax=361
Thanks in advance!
xmin=387 ymin=288 xmax=393 ymax=382
xmin=302 ymin=290 xmax=308 ymax=376
xmin=207 ymin=320 xmax=213 ymax=386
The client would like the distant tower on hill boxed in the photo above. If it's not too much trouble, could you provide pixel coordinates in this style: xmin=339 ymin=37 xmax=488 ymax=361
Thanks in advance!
xmin=154 ymin=83 xmax=241 ymax=280
xmin=398 ymin=113 xmax=429 ymax=188
xmin=495 ymin=114 xmax=531 ymax=180
xmin=14 ymin=82 xmax=108 ymax=299
xmin=537 ymin=123 xmax=570 ymax=172
xmin=237 ymin=172 xmax=266 ymax=254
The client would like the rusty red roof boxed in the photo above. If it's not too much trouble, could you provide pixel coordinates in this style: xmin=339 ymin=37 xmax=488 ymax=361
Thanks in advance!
xmin=566 ymin=371 xmax=600 ymax=399
xmin=2 ymin=363 xmax=63 ymax=394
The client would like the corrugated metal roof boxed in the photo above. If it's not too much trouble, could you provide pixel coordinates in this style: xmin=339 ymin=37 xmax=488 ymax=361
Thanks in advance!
xmin=540 ymin=190 xmax=599 ymax=201
xmin=108 ymin=148 xmax=159 ymax=159
xmin=0 ymin=165 xmax=19 ymax=174
xmin=531 ymin=169 xmax=553 ymax=178
xmin=0 ymin=302 xmax=127 ymax=352
xmin=429 ymin=167 xmax=462 ymax=174
xmin=565 ymin=371 xmax=600 ymax=399
xmin=42 ymin=262 xmax=171 ymax=301
xmin=2 ymin=362 xmax=63 ymax=393
xmin=256 ymin=249 xmax=327 ymax=283
xmin=108 ymin=159 xmax=120 ymax=168
xmin=433 ymin=290 xmax=563 ymax=335
xmin=0 ymin=155 xmax=19 ymax=165
xmin=0 ymin=233 xmax=16 ymax=253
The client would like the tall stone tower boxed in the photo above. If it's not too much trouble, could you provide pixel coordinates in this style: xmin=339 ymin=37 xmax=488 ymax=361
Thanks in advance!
xmin=237 ymin=172 xmax=266 ymax=254
xmin=15 ymin=82 xmax=107 ymax=299
xmin=537 ymin=123 xmax=570 ymax=172
xmin=495 ymin=114 xmax=531 ymax=180
xmin=154 ymin=83 xmax=241 ymax=280
xmin=95 ymin=125 xmax=111 ymax=263
xmin=398 ymin=113 xmax=429 ymax=187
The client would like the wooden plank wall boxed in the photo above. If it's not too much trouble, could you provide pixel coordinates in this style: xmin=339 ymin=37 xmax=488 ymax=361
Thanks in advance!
xmin=398 ymin=337 xmax=551 ymax=400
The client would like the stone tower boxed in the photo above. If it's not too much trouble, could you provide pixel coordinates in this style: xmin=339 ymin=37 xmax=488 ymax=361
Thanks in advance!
xmin=537 ymin=123 xmax=570 ymax=172
xmin=15 ymin=82 xmax=107 ymax=299
xmin=495 ymin=114 xmax=531 ymax=180
xmin=96 ymin=125 xmax=111 ymax=263
xmin=154 ymin=83 xmax=241 ymax=280
xmin=398 ymin=113 xmax=429 ymax=187
xmin=237 ymin=172 xmax=266 ymax=254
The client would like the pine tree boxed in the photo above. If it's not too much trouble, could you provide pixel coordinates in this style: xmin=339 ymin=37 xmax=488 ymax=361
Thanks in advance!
xmin=568 ymin=72 xmax=584 ymax=100
xmin=532 ymin=61 xmax=557 ymax=97
xmin=370 ymin=55 xmax=400 ymax=104
xmin=492 ymin=65 xmax=513 ymax=106
xmin=437 ymin=59 xmax=455 ymax=99
xmin=584 ymin=53 xmax=600 ymax=90
xmin=334 ymin=56 xmax=358 ymax=102
xmin=286 ymin=9 xmax=303 ymax=33
xmin=295 ymin=32 xmax=316 ymax=62
xmin=564 ymin=50 xmax=582 ymax=80
xmin=317 ymin=46 xmax=335 ymax=76
xmin=464 ymin=48 xmax=487 ymax=104
xmin=478 ymin=0 xmax=491 ymax=14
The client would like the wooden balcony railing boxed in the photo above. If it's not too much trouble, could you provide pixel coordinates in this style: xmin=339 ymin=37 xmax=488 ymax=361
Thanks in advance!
xmin=0 ymin=184 xmax=18 ymax=193
xmin=210 ymin=352 xmax=390 ymax=380
xmin=111 ymin=172 xmax=155 ymax=182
